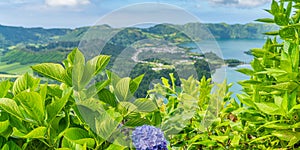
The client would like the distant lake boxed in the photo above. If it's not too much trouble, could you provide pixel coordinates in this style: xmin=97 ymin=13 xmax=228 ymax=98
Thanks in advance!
xmin=181 ymin=39 xmax=266 ymax=98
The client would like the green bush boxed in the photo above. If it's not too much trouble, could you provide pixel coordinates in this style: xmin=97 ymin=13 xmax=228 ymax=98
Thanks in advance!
xmin=1 ymin=0 xmax=300 ymax=149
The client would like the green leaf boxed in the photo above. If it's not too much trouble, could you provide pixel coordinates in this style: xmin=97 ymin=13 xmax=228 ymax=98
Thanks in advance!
xmin=86 ymin=80 xmax=110 ymax=99
xmin=129 ymin=74 xmax=144 ymax=94
xmin=95 ymin=55 xmax=110 ymax=75
xmin=255 ymin=18 xmax=275 ymax=23
xmin=279 ymin=27 xmax=295 ymax=39
xmin=255 ymin=102 xmax=283 ymax=116
xmin=231 ymin=134 xmax=241 ymax=147
xmin=271 ymin=0 xmax=279 ymax=15
xmin=46 ymin=88 xmax=72 ymax=123
xmin=71 ymin=49 xmax=85 ymax=91
xmin=31 ymin=63 xmax=66 ymax=84
xmin=98 ymin=89 xmax=118 ymax=107
xmin=236 ymin=68 xmax=254 ymax=76
xmin=181 ymin=76 xmax=199 ymax=98
xmin=95 ymin=111 xmax=122 ymax=140
xmin=115 ymin=78 xmax=131 ymax=101
xmin=62 ymin=128 xmax=95 ymax=149
xmin=237 ymin=94 xmax=255 ymax=108
xmin=210 ymin=136 xmax=229 ymax=144
xmin=39 ymin=83 xmax=48 ymax=102
xmin=106 ymin=144 xmax=126 ymax=150
xmin=264 ymin=31 xmax=279 ymax=36
xmin=1 ymin=141 xmax=22 ymax=150
xmin=272 ymin=130 xmax=300 ymax=146
xmin=14 ymin=92 xmax=45 ymax=122
xmin=12 ymin=73 xmax=40 ymax=95
xmin=0 ymin=113 xmax=9 ymax=133
xmin=0 ymin=98 xmax=24 ymax=120
xmin=0 ymin=80 xmax=11 ymax=98
xmin=12 ymin=127 xmax=46 ymax=139
xmin=124 ymin=118 xmax=151 ymax=127
xmin=152 ymin=111 xmax=162 ymax=126
xmin=275 ymin=13 xmax=289 ymax=26
xmin=133 ymin=98 xmax=157 ymax=112
xmin=161 ymin=77 xmax=170 ymax=88
xmin=286 ymin=2 xmax=292 ymax=17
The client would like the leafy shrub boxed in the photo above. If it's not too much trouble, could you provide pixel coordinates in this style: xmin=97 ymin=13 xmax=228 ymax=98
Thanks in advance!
xmin=1 ymin=1 xmax=300 ymax=149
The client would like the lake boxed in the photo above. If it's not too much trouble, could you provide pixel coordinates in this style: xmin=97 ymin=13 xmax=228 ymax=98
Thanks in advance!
xmin=182 ymin=39 xmax=266 ymax=98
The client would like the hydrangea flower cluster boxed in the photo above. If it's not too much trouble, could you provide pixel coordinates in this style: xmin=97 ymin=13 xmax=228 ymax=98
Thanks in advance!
xmin=132 ymin=125 xmax=168 ymax=150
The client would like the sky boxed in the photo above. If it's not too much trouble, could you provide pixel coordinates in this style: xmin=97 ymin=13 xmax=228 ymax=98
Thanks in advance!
xmin=0 ymin=0 xmax=272 ymax=28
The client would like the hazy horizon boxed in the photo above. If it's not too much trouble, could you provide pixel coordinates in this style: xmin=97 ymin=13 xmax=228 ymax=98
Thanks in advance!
xmin=0 ymin=0 xmax=272 ymax=28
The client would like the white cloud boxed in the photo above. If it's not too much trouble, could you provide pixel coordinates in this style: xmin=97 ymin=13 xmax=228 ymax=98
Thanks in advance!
xmin=207 ymin=0 xmax=270 ymax=8
xmin=45 ymin=0 xmax=90 ymax=7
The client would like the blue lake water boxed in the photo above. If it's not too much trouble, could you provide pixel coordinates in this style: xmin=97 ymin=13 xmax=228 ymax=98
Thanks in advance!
xmin=182 ymin=39 xmax=266 ymax=98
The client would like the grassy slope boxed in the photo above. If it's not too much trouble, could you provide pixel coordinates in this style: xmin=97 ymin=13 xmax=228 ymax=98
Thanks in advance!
xmin=0 ymin=62 xmax=33 ymax=75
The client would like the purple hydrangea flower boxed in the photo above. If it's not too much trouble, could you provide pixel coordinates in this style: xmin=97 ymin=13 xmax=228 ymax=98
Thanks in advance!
xmin=132 ymin=125 xmax=168 ymax=150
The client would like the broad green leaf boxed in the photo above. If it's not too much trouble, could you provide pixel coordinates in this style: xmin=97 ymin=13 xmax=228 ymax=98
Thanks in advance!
xmin=49 ymin=115 xmax=70 ymax=144
xmin=72 ymin=49 xmax=85 ymax=91
xmin=39 ymin=83 xmax=48 ymax=103
xmin=272 ymin=130 xmax=300 ymax=146
xmin=271 ymin=0 xmax=279 ymax=15
xmin=115 ymin=78 xmax=131 ymax=101
xmin=79 ymin=56 xmax=99 ymax=88
xmin=12 ymin=127 xmax=46 ymax=139
xmin=46 ymin=88 xmax=72 ymax=123
xmin=118 ymin=102 xmax=137 ymax=114
xmin=0 ymin=80 xmax=11 ymax=98
xmin=14 ymin=92 xmax=44 ymax=122
xmin=251 ymin=58 xmax=265 ymax=72
xmin=210 ymin=136 xmax=229 ymax=144
xmin=129 ymin=74 xmax=144 ymax=94
xmin=237 ymin=94 xmax=255 ymax=108
xmin=31 ymin=63 xmax=66 ymax=84
xmin=231 ymin=134 xmax=241 ymax=147
xmin=265 ymin=82 xmax=298 ymax=91
xmin=133 ymin=98 xmax=157 ymax=112
xmin=0 ymin=98 xmax=23 ymax=120
xmin=80 ymin=55 xmax=110 ymax=87
xmin=95 ymin=55 xmax=110 ymax=75
xmin=275 ymin=13 xmax=289 ymax=26
xmin=124 ymin=117 xmax=151 ymax=127
xmin=1 ymin=141 xmax=22 ymax=150
xmin=98 ymin=89 xmax=118 ymax=107
xmin=255 ymin=102 xmax=283 ymax=116
xmin=95 ymin=112 xmax=122 ymax=140
xmin=108 ymin=71 xmax=121 ymax=88
xmin=279 ymin=27 xmax=295 ymax=39
xmin=181 ymin=76 xmax=199 ymax=98
xmin=106 ymin=144 xmax=126 ymax=150
xmin=62 ymin=127 xmax=95 ymax=149
xmin=0 ymin=113 xmax=9 ymax=133
xmin=12 ymin=73 xmax=40 ymax=95
xmin=86 ymin=80 xmax=110 ymax=99
xmin=152 ymin=111 xmax=162 ymax=126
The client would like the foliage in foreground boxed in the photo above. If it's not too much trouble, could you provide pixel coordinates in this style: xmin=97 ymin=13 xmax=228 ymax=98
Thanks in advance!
xmin=1 ymin=0 xmax=300 ymax=149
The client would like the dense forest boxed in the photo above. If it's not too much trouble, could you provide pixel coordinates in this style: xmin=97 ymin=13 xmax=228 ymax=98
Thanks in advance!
xmin=0 ymin=23 xmax=277 ymax=49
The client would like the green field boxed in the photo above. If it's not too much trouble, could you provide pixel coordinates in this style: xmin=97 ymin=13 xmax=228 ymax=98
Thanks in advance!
xmin=0 ymin=62 xmax=34 ymax=75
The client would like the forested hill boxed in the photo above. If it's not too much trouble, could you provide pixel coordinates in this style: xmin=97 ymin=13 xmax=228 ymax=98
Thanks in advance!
xmin=0 ymin=23 xmax=277 ymax=49
xmin=0 ymin=25 xmax=71 ymax=47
